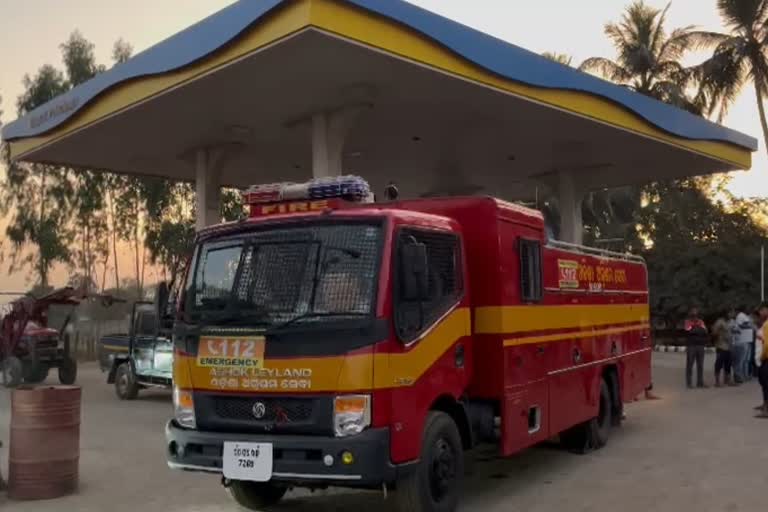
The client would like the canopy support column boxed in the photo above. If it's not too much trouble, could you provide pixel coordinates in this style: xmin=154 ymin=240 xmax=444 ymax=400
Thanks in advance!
xmin=192 ymin=143 xmax=244 ymax=230
xmin=558 ymin=170 xmax=584 ymax=245
xmin=311 ymin=107 xmax=365 ymax=178
xmin=195 ymin=148 xmax=221 ymax=231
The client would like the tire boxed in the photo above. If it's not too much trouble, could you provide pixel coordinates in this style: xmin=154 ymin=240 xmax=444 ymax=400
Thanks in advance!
xmin=1 ymin=357 xmax=23 ymax=388
xmin=394 ymin=411 xmax=464 ymax=512
xmin=592 ymin=379 xmax=612 ymax=447
xmin=115 ymin=363 xmax=140 ymax=400
xmin=228 ymin=481 xmax=287 ymax=510
xmin=58 ymin=357 xmax=78 ymax=385
xmin=23 ymin=361 xmax=50 ymax=384
xmin=561 ymin=379 xmax=612 ymax=453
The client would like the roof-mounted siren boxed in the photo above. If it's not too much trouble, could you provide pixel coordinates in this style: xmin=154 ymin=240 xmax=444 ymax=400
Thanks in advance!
xmin=242 ymin=175 xmax=374 ymax=217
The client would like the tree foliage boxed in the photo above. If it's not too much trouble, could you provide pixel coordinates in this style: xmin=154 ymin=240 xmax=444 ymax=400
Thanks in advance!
xmin=112 ymin=39 xmax=133 ymax=65
xmin=688 ymin=0 xmax=768 ymax=153
xmin=640 ymin=180 xmax=768 ymax=320
xmin=579 ymin=0 xmax=720 ymax=113
xmin=2 ymin=32 xmax=129 ymax=290
xmin=574 ymin=1 xmax=768 ymax=321
xmin=2 ymin=61 xmax=74 ymax=286
xmin=541 ymin=52 xmax=573 ymax=66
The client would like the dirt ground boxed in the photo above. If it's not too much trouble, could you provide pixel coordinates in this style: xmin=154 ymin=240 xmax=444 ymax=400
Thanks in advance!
xmin=1 ymin=352 xmax=766 ymax=512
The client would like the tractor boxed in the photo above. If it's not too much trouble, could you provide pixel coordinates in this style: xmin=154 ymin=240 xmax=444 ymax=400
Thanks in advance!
xmin=0 ymin=287 xmax=118 ymax=388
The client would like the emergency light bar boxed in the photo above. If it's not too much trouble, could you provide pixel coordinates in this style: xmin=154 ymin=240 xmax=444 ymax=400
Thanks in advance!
xmin=243 ymin=175 xmax=372 ymax=205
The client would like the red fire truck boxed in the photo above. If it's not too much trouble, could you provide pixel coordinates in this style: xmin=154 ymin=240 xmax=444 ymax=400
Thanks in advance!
xmin=165 ymin=177 xmax=651 ymax=512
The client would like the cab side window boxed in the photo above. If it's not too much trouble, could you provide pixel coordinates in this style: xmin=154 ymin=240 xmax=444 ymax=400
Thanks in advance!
xmin=136 ymin=312 xmax=158 ymax=336
xmin=395 ymin=229 xmax=462 ymax=342
xmin=519 ymin=238 xmax=542 ymax=302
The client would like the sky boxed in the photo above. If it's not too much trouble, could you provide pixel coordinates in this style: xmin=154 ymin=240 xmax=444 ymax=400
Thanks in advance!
xmin=0 ymin=0 xmax=764 ymax=293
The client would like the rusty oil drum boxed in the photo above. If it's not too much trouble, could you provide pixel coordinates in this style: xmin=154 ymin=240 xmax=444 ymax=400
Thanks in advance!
xmin=8 ymin=385 xmax=81 ymax=500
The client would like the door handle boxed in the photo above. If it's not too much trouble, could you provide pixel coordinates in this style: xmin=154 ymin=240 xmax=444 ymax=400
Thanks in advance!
xmin=455 ymin=344 xmax=465 ymax=368
xmin=573 ymin=347 xmax=582 ymax=364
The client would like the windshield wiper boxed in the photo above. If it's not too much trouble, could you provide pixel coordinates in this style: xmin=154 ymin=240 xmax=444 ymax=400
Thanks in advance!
xmin=267 ymin=311 xmax=367 ymax=333
xmin=200 ymin=306 xmax=271 ymax=326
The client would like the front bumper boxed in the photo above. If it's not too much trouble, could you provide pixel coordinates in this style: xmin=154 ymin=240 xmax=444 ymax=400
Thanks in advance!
xmin=165 ymin=421 xmax=409 ymax=487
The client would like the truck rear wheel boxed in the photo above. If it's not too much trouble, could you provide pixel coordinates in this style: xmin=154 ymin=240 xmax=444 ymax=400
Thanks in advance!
xmin=561 ymin=379 xmax=612 ymax=453
xmin=394 ymin=411 xmax=464 ymax=512
xmin=58 ymin=357 xmax=77 ymax=385
xmin=1 ymin=357 xmax=23 ymax=388
xmin=23 ymin=361 xmax=49 ymax=384
xmin=228 ymin=481 xmax=287 ymax=510
xmin=115 ymin=363 xmax=140 ymax=400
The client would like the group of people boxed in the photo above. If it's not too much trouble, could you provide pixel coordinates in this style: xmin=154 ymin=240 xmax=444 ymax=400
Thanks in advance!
xmin=684 ymin=303 xmax=768 ymax=418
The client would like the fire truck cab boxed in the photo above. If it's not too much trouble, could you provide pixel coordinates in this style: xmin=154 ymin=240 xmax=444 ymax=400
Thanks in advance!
xmin=165 ymin=177 xmax=651 ymax=512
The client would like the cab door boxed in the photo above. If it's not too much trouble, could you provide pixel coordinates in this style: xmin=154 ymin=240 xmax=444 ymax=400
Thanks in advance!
xmin=384 ymin=227 xmax=472 ymax=463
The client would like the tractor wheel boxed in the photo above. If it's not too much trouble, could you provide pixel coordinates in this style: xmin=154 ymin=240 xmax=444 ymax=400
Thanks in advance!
xmin=1 ymin=357 xmax=23 ymax=388
xmin=23 ymin=361 xmax=50 ymax=384
xmin=58 ymin=357 xmax=78 ymax=385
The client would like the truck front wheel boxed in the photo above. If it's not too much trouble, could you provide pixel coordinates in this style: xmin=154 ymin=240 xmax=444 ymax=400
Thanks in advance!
xmin=228 ymin=481 xmax=287 ymax=510
xmin=115 ymin=363 xmax=140 ymax=400
xmin=395 ymin=411 xmax=464 ymax=512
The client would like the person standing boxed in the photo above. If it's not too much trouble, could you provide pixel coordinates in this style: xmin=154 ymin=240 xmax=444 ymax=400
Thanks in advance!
xmin=749 ymin=310 xmax=760 ymax=380
xmin=712 ymin=310 xmax=734 ymax=387
xmin=734 ymin=306 xmax=754 ymax=383
xmin=728 ymin=310 xmax=741 ymax=385
xmin=753 ymin=303 xmax=768 ymax=418
xmin=684 ymin=306 xmax=708 ymax=389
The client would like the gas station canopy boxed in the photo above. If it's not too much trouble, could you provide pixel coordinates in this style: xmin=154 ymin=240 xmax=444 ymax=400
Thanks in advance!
xmin=1 ymin=0 xmax=757 ymax=242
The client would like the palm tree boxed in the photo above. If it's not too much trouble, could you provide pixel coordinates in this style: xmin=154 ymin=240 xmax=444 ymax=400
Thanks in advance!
xmin=541 ymin=52 xmax=573 ymax=66
xmin=580 ymin=0 xmax=716 ymax=114
xmin=691 ymin=0 xmax=768 ymax=152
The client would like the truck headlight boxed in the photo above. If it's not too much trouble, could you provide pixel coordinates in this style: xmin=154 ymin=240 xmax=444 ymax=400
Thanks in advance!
xmin=334 ymin=395 xmax=370 ymax=437
xmin=173 ymin=386 xmax=196 ymax=429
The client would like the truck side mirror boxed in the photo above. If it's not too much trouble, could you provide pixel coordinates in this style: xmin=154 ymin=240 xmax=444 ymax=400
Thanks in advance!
xmin=154 ymin=281 xmax=172 ymax=330
xmin=400 ymin=241 xmax=430 ymax=301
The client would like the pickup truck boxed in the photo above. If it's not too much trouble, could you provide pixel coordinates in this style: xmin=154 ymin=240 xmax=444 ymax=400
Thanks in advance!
xmin=99 ymin=302 xmax=172 ymax=399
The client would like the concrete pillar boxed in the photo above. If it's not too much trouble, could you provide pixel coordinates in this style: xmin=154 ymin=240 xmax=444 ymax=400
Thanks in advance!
xmin=558 ymin=170 xmax=584 ymax=245
xmin=195 ymin=148 xmax=221 ymax=231
xmin=311 ymin=107 xmax=364 ymax=179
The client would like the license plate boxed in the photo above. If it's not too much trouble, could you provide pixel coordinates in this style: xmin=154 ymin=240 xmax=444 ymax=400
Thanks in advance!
xmin=222 ymin=442 xmax=273 ymax=482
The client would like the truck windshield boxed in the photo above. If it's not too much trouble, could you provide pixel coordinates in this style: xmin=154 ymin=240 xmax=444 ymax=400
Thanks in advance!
xmin=185 ymin=222 xmax=382 ymax=327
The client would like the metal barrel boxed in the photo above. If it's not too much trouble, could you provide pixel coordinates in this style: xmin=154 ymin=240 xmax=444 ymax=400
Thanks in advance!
xmin=8 ymin=386 xmax=81 ymax=500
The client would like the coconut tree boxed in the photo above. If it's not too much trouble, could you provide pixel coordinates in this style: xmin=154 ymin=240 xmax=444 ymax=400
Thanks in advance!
xmin=541 ymin=52 xmax=573 ymax=66
xmin=690 ymin=0 xmax=768 ymax=152
xmin=580 ymin=1 xmax=718 ymax=114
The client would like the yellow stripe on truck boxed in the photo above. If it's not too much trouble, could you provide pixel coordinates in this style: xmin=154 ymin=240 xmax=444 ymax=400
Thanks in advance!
xmin=175 ymin=304 xmax=648 ymax=392
xmin=373 ymin=307 xmax=471 ymax=388
xmin=475 ymin=304 xmax=650 ymax=334
xmin=504 ymin=323 xmax=649 ymax=347
xmin=174 ymin=308 xmax=471 ymax=392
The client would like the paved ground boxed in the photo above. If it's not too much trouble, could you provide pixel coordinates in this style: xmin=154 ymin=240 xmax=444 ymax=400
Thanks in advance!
xmin=1 ymin=352 xmax=767 ymax=512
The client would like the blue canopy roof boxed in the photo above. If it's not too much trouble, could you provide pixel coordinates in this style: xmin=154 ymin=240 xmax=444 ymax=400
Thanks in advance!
xmin=2 ymin=0 xmax=757 ymax=153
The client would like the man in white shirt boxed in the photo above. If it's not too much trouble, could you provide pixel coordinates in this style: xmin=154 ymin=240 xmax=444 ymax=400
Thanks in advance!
xmin=734 ymin=306 xmax=754 ymax=384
